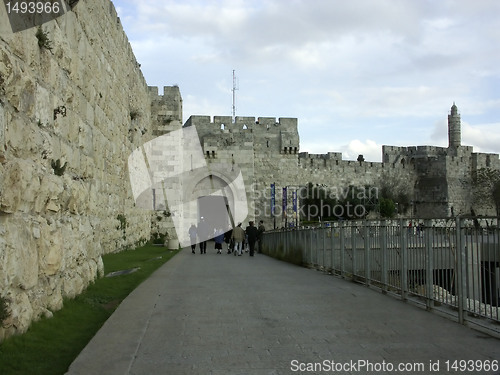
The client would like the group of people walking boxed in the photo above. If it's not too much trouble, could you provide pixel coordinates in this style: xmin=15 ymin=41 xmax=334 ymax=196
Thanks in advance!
xmin=188 ymin=219 xmax=266 ymax=256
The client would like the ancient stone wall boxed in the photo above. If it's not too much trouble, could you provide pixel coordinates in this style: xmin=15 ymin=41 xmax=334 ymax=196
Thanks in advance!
xmin=1 ymin=0 xmax=497 ymax=340
xmin=0 ymin=0 xmax=156 ymax=339
xmin=150 ymin=86 xmax=183 ymax=136
xmin=185 ymin=116 xmax=302 ymax=230
xmin=189 ymin=107 xmax=500 ymax=228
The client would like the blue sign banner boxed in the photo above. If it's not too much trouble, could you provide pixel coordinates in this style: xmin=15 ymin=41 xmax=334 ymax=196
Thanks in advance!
xmin=282 ymin=187 xmax=287 ymax=217
xmin=271 ymin=183 xmax=275 ymax=216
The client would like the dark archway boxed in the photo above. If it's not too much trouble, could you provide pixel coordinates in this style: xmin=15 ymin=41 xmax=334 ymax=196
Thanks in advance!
xmin=197 ymin=195 xmax=233 ymax=235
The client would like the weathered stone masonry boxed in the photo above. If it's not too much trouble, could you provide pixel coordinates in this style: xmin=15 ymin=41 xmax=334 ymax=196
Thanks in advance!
xmin=0 ymin=0 xmax=499 ymax=341
xmin=188 ymin=103 xmax=499 ymax=231
xmin=0 ymin=1 xmax=180 ymax=340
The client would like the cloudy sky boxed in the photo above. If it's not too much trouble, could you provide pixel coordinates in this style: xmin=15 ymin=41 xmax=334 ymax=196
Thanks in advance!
xmin=113 ymin=0 xmax=500 ymax=162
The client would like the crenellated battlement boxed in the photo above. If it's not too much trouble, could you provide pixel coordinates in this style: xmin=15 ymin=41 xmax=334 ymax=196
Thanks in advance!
xmin=162 ymin=105 xmax=498 ymax=221
xmin=184 ymin=115 xmax=298 ymax=133
xmin=299 ymin=152 xmax=343 ymax=160
xmin=149 ymin=86 xmax=183 ymax=135
xmin=298 ymin=149 xmax=414 ymax=169
xmin=183 ymin=115 xmax=300 ymax=156
xmin=297 ymin=151 xmax=416 ymax=173
xmin=471 ymin=151 xmax=500 ymax=170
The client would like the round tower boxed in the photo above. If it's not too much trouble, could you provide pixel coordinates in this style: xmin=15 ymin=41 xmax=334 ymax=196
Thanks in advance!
xmin=448 ymin=102 xmax=461 ymax=148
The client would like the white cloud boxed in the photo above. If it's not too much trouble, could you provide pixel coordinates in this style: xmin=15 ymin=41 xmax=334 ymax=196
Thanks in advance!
xmin=430 ymin=118 xmax=500 ymax=155
xmin=183 ymin=94 xmax=227 ymax=118
xmin=342 ymin=140 xmax=383 ymax=162
xmin=430 ymin=119 xmax=449 ymax=147
xmin=301 ymin=139 xmax=383 ymax=162
xmin=462 ymin=123 xmax=500 ymax=154
xmin=114 ymin=0 xmax=500 ymax=157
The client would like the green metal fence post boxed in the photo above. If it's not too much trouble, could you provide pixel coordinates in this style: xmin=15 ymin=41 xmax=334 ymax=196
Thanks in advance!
xmin=381 ymin=220 xmax=388 ymax=293
xmin=425 ymin=219 xmax=434 ymax=311
xmin=364 ymin=220 xmax=370 ymax=286
xmin=400 ymin=218 xmax=408 ymax=301
xmin=456 ymin=216 xmax=466 ymax=325
xmin=340 ymin=221 xmax=345 ymax=278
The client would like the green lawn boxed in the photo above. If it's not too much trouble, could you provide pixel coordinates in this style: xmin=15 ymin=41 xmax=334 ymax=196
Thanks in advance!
xmin=0 ymin=244 xmax=179 ymax=375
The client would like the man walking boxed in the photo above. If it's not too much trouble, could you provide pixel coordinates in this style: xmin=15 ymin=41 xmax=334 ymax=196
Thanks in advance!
xmin=231 ymin=223 xmax=245 ymax=256
xmin=246 ymin=221 xmax=259 ymax=257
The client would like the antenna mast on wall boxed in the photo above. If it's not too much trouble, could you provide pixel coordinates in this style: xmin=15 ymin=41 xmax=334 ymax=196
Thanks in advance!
xmin=232 ymin=69 xmax=238 ymax=122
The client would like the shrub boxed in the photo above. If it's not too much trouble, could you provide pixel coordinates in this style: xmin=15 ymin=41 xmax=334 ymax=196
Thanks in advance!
xmin=51 ymin=159 xmax=67 ymax=176
xmin=129 ymin=110 xmax=139 ymax=121
xmin=0 ymin=296 xmax=10 ymax=325
xmin=35 ymin=27 xmax=53 ymax=51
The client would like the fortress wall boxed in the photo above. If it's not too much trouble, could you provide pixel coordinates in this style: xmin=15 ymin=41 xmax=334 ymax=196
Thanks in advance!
xmin=445 ymin=147 xmax=474 ymax=216
xmin=382 ymin=145 xmax=450 ymax=164
xmin=251 ymin=118 xmax=299 ymax=228
xmin=190 ymin=111 xmax=499 ymax=227
xmin=472 ymin=151 xmax=500 ymax=171
xmin=255 ymin=157 xmax=418 ymax=227
xmin=149 ymin=86 xmax=183 ymax=136
xmin=412 ymin=156 xmax=449 ymax=217
xmin=185 ymin=115 xmax=301 ymax=229
xmin=0 ymin=0 xmax=154 ymax=339
xmin=187 ymin=115 xmax=299 ymax=137
xmin=253 ymin=148 xmax=299 ymax=229
xmin=183 ymin=116 xmax=258 ymax=225
xmin=297 ymin=152 xmax=416 ymax=185
xmin=446 ymin=155 xmax=473 ymax=216
xmin=468 ymin=151 xmax=500 ymax=216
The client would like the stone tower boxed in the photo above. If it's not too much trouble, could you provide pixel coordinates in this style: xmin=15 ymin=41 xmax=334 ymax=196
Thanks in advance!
xmin=448 ymin=102 xmax=461 ymax=149
xmin=149 ymin=86 xmax=183 ymax=136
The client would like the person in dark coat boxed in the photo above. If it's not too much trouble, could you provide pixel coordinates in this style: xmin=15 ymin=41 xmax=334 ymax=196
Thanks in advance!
xmin=224 ymin=229 xmax=233 ymax=254
xmin=245 ymin=221 xmax=259 ymax=257
xmin=214 ymin=228 xmax=224 ymax=254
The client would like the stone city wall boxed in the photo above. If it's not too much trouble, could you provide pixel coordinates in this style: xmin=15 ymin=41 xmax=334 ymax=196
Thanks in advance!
xmin=190 ymin=115 xmax=418 ymax=230
xmin=0 ymin=0 xmax=156 ymax=339
xmin=185 ymin=116 xmax=300 ymax=229
xmin=190 ymin=110 xmax=500 ymax=228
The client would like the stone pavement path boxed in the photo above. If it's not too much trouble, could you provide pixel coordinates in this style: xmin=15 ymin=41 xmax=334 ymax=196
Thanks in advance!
xmin=66 ymin=248 xmax=500 ymax=375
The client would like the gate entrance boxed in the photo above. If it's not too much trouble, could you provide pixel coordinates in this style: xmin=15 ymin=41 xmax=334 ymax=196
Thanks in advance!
xmin=197 ymin=196 xmax=233 ymax=235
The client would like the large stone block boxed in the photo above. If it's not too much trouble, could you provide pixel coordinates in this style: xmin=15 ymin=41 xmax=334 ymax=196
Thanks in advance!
xmin=34 ymin=83 xmax=51 ymax=125
xmin=0 ymin=0 xmax=159 ymax=341
xmin=0 ymin=159 xmax=39 ymax=213
xmin=34 ymin=173 xmax=64 ymax=213
xmin=37 ymin=219 xmax=63 ymax=277
xmin=2 ymin=216 xmax=38 ymax=291
xmin=5 ymin=290 xmax=33 ymax=334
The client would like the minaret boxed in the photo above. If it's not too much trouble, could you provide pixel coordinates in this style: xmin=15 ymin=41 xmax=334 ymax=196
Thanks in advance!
xmin=448 ymin=102 xmax=461 ymax=148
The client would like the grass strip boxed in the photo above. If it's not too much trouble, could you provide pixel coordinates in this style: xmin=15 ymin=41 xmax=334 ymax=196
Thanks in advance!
xmin=0 ymin=243 xmax=179 ymax=375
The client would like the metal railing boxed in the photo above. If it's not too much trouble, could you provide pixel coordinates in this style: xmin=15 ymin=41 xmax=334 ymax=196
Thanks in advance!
xmin=262 ymin=217 xmax=500 ymax=333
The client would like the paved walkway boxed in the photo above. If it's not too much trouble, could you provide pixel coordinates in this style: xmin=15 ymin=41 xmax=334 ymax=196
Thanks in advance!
xmin=66 ymin=248 xmax=500 ymax=375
